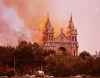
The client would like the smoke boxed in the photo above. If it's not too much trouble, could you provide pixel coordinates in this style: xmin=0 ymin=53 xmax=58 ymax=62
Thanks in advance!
xmin=0 ymin=0 xmax=32 ymax=46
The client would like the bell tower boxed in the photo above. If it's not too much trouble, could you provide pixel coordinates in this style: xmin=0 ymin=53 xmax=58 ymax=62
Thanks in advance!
xmin=67 ymin=14 xmax=78 ymax=56
xmin=42 ymin=16 xmax=54 ymax=50
xmin=42 ymin=16 xmax=54 ymax=44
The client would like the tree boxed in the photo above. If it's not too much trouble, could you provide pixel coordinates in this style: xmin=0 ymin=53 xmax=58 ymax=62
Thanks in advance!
xmin=78 ymin=51 xmax=95 ymax=75
xmin=91 ymin=57 xmax=100 ymax=76
xmin=14 ymin=41 xmax=34 ymax=74
xmin=45 ymin=51 xmax=75 ymax=76
xmin=79 ymin=50 xmax=91 ymax=60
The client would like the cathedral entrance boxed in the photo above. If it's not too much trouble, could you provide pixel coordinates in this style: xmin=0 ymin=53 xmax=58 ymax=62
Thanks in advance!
xmin=56 ymin=47 xmax=66 ymax=55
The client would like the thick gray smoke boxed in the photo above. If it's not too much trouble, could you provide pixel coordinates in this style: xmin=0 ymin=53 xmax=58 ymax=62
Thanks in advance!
xmin=0 ymin=0 xmax=32 ymax=46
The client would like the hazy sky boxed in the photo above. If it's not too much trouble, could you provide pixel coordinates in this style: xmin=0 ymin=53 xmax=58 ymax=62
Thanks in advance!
xmin=0 ymin=0 xmax=100 ymax=54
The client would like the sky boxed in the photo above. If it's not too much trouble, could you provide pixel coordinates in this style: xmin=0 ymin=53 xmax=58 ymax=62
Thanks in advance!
xmin=0 ymin=0 xmax=100 ymax=54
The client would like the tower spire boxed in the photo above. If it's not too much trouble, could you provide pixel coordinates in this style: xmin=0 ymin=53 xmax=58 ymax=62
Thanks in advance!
xmin=69 ymin=13 xmax=72 ymax=23
xmin=67 ymin=13 xmax=75 ymax=30
xmin=42 ymin=14 xmax=54 ymax=44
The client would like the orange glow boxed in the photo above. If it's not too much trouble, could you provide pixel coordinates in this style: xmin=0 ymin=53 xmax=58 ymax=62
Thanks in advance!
xmin=1 ymin=0 xmax=67 ymax=43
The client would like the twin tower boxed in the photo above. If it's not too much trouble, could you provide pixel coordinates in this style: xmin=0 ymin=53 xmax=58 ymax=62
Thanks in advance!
xmin=42 ymin=15 xmax=79 ymax=56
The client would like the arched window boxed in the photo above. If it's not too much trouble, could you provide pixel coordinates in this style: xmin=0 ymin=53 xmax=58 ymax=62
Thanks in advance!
xmin=74 ymin=50 xmax=76 ymax=56
xmin=72 ymin=36 xmax=74 ymax=41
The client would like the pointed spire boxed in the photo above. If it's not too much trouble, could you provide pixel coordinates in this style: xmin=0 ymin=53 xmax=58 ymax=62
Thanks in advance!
xmin=44 ymin=12 xmax=54 ymax=32
xmin=66 ymin=13 xmax=76 ymax=36
xmin=45 ymin=13 xmax=52 ymax=29
xmin=42 ymin=13 xmax=54 ymax=44
xmin=69 ymin=13 xmax=73 ymax=24
xmin=68 ymin=13 xmax=75 ymax=30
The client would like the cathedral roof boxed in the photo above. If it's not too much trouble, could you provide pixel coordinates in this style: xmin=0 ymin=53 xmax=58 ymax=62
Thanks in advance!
xmin=54 ymin=28 xmax=70 ymax=43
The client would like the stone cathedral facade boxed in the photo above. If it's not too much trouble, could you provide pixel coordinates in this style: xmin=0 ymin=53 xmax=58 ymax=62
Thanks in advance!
xmin=42 ymin=15 xmax=78 ymax=56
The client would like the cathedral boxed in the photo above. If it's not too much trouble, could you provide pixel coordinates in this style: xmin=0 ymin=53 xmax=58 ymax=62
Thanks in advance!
xmin=42 ymin=15 xmax=78 ymax=56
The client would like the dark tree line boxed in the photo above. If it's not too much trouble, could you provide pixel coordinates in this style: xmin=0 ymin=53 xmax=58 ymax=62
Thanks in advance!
xmin=0 ymin=41 xmax=100 ymax=77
